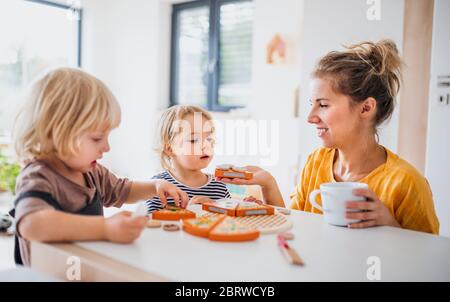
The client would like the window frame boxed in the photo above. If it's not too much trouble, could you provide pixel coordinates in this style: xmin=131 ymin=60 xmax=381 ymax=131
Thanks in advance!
xmin=169 ymin=0 xmax=253 ymax=112
xmin=25 ymin=0 xmax=83 ymax=67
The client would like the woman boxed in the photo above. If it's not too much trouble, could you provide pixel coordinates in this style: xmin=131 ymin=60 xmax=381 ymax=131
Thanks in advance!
xmin=219 ymin=40 xmax=439 ymax=234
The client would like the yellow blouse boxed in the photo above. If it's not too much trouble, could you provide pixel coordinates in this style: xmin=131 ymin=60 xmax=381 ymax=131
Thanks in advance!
xmin=290 ymin=147 xmax=439 ymax=234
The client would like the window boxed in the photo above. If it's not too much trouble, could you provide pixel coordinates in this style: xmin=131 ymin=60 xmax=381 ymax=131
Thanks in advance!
xmin=170 ymin=0 xmax=254 ymax=111
xmin=0 ymin=0 xmax=81 ymax=140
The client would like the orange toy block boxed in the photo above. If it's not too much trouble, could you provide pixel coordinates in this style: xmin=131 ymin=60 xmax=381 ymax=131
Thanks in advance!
xmin=236 ymin=202 xmax=275 ymax=217
xmin=202 ymin=199 xmax=239 ymax=216
xmin=182 ymin=215 xmax=225 ymax=238
xmin=152 ymin=205 xmax=196 ymax=221
xmin=215 ymin=165 xmax=253 ymax=180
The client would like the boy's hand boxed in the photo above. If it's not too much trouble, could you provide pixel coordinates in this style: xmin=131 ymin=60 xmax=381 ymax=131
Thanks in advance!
xmin=154 ymin=179 xmax=189 ymax=208
xmin=189 ymin=196 xmax=213 ymax=205
xmin=104 ymin=211 xmax=148 ymax=243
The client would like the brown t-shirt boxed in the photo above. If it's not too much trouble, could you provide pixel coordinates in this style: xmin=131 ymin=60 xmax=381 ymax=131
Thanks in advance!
xmin=14 ymin=160 xmax=132 ymax=266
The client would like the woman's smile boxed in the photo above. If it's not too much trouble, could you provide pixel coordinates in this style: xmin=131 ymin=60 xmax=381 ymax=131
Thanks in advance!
xmin=317 ymin=128 xmax=329 ymax=137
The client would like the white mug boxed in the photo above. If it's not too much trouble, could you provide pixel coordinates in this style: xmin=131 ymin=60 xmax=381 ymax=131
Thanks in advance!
xmin=309 ymin=182 xmax=369 ymax=226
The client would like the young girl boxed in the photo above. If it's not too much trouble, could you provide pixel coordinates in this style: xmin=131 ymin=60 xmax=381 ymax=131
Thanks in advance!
xmin=10 ymin=68 xmax=189 ymax=266
xmin=146 ymin=105 xmax=231 ymax=212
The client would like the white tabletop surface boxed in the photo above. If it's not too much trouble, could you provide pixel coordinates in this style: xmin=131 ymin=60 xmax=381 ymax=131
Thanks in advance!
xmin=0 ymin=192 xmax=14 ymax=271
xmin=76 ymin=205 xmax=450 ymax=282
xmin=0 ymin=266 xmax=60 ymax=282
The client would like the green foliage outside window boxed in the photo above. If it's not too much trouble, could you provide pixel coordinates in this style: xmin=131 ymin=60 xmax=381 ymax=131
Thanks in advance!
xmin=0 ymin=151 xmax=20 ymax=195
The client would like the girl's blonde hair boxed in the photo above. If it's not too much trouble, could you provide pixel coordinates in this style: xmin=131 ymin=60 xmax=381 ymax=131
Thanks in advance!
xmin=14 ymin=67 xmax=121 ymax=164
xmin=155 ymin=105 xmax=213 ymax=170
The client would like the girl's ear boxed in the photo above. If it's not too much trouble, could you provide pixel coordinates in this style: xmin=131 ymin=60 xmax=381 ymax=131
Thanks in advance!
xmin=360 ymin=97 xmax=377 ymax=119
xmin=164 ymin=144 xmax=173 ymax=157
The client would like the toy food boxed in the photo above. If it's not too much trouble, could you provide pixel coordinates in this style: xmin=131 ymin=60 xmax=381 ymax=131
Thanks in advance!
xmin=152 ymin=205 xmax=196 ymax=221
xmin=202 ymin=198 xmax=274 ymax=217
xmin=182 ymin=215 xmax=260 ymax=242
xmin=215 ymin=164 xmax=253 ymax=180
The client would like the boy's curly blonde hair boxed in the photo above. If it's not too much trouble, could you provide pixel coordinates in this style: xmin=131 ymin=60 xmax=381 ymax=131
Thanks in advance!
xmin=156 ymin=105 xmax=213 ymax=170
xmin=14 ymin=67 xmax=121 ymax=164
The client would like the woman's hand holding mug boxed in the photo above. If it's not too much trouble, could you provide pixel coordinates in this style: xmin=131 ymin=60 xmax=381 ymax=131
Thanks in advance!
xmin=345 ymin=188 xmax=400 ymax=229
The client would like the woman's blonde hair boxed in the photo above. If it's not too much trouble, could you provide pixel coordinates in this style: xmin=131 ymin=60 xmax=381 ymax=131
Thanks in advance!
xmin=14 ymin=67 xmax=121 ymax=164
xmin=312 ymin=39 xmax=403 ymax=131
xmin=155 ymin=105 xmax=213 ymax=170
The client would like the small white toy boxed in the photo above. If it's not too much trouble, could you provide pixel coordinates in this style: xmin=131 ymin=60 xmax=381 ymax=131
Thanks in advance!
xmin=132 ymin=202 xmax=148 ymax=218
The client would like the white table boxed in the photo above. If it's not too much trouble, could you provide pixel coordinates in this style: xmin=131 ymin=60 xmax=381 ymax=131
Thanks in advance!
xmin=0 ymin=192 xmax=14 ymax=271
xmin=31 ymin=205 xmax=450 ymax=281
xmin=0 ymin=266 xmax=60 ymax=282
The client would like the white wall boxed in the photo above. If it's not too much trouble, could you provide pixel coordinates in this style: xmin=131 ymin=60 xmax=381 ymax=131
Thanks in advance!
xmin=210 ymin=0 xmax=304 ymax=203
xmin=82 ymin=0 xmax=169 ymax=180
xmin=426 ymin=0 xmax=450 ymax=237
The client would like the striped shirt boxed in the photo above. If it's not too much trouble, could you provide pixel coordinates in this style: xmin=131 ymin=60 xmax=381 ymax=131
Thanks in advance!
xmin=146 ymin=171 xmax=231 ymax=213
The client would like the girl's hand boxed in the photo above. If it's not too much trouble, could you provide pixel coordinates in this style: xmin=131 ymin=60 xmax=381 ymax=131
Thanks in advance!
xmin=104 ymin=211 xmax=148 ymax=243
xmin=154 ymin=179 xmax=189 ymax=208
xmin=243 ymin=195 xmax=263 ymax=205
xmin=189 ymin=196 xmax=213 ymax=205
xmin=346 ymin=188 xmax=400 ymax=229
xmin=218 ymin=166 xmax=285 ymax=207
xmin=216 ymin=166 xmax=274 ymax=188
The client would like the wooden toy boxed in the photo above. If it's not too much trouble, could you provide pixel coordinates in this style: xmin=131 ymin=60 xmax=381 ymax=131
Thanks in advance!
xmin=163 ymin=223 xmax=180 ymax=232
xmin=202 ymin=198 xmax=274 ymax=217
xmin=182 ymin=214 xmax=260 ymax=242
xmin=182 ymin=215 xmax=225 ymax=238
xmin=277 ymin=208 xmax=291 ymax=215
xmin=202 ymin=199 xmax=240 ymax=216
xmin=236 ymin=201 xmax=275 ymax=216
xmin=280 ymin=232 xmax=295 ymax=240
xmin=209 ymin=217 xmax=260 ymax=242
xmin=146 ymin=220 xmax=162 ymax=228
xmin=278 ymin=234 xmax=304 ymax=266
xmin=152 ymin=205 xmax=196 ymax=221
xmin=132 ymin=202 xmax=148 ymax=218
xmin=215 ymin=164 xmax=253 ymax=180
xmin=202 ymin=212 xmax=292 ymax=234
